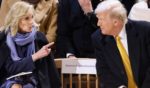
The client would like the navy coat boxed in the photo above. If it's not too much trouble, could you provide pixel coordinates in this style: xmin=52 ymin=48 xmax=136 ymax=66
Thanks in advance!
xmin=0 ymin=31 xmax=60 ymax=88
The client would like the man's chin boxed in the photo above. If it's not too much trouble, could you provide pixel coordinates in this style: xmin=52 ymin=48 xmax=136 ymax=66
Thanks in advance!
xmin=101 ymin=31 xmax=106 ymax=35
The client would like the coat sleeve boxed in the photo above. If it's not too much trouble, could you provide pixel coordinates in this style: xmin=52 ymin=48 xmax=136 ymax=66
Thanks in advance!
xmin=4 ymin=56 xmax=35 ymax=76
xmin=36 ymin=32 xmax=61 ymax=88
xmin=55 ymin=0 xmax=75 ymax=57
xmin=140 ymin=23 xmax=150 ymax=88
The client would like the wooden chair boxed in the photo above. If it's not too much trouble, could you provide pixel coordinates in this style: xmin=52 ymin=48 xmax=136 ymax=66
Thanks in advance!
xmin=55 ymin=58 xmax=99 ymax=88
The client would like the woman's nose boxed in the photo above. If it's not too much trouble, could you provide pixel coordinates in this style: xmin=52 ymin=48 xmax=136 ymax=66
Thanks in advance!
xmin=29 ymin=19 xmax=33 ymax=25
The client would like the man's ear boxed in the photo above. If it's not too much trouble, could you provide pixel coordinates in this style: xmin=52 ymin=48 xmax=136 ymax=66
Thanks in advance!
xmin=113 ymin=19 xmax=118 ymax=26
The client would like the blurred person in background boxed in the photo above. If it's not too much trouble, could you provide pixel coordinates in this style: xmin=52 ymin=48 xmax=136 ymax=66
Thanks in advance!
xmin=55 ymin=0 xmax=101 ymax=58
xmin=128 ymin=0 xmax=150 ymax=22
xmin=121 ymin=0 xmax=136 ymax=15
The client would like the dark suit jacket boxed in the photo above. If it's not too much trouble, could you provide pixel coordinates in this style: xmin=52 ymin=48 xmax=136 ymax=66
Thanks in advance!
xmin=121 ymin=0 xmax=136 ymax=15
xmin=0 ymin=31 xmax=60 ymax=88
xmin=92 ymin=19 xmax=150 ymax=88
xmin=56 ymin=0 xmax=100 ymax=58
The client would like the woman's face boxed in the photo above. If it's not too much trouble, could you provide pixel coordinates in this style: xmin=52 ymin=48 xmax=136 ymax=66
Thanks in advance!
xmin=18 ymin=9 xmax=34 ymax=33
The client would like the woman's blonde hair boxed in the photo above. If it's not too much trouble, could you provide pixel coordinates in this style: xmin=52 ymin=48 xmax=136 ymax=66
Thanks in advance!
xmin=1 ymin=1 xmax=34 ymax=36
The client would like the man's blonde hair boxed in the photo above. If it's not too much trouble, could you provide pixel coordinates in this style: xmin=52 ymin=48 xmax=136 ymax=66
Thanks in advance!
xmin=95 ymin=0 xmax=127 ymax=23
xmin=1 ymin=1 xmax=34 ymax=36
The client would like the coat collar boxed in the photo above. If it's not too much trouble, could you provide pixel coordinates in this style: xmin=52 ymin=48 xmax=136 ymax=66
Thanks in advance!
xmin=126 ymin=19 xmax=140 ymax=85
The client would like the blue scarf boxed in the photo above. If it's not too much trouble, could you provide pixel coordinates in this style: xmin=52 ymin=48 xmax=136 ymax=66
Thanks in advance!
xmin=6 ymin=27 xmax=37 ymax=61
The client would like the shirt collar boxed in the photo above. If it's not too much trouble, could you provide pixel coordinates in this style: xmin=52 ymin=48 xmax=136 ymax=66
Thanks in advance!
xmin=118 ymin=24 xmax=126 ymax=40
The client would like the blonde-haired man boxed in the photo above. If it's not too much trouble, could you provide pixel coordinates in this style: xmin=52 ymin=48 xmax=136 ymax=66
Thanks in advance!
xmin=92 ymin=0 xmax=150 ymax=88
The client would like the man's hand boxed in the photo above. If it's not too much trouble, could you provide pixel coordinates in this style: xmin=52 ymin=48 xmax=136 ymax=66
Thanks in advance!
xmin=78 ymin=0 xmax=93 ymax=14
xmin=68 ymin=55 xmax=77 ymax=59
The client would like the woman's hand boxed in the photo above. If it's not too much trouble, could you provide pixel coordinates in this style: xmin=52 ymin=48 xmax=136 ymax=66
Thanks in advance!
xmin=32 ymin=42 xmax=54 ymax=61
xmin=11 ymin=84 xmax=22 ymax=88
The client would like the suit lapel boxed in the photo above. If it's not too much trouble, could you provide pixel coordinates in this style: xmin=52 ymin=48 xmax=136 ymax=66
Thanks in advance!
xmin=126 ymin=21 xmax=140 ymax=85
xmin=104 ymin=36 xmax=128 ymax=83
xmin=102 ymin=20 xmax=140 ymax=84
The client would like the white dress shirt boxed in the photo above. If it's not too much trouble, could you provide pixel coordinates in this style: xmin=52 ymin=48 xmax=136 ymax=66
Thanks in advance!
xmin=118 ymin=25 xmax=129 ymax=55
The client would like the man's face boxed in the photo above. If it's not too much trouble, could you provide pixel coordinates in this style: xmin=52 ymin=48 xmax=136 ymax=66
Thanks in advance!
xmin=96 ymin=11 xmax=115 ymax=36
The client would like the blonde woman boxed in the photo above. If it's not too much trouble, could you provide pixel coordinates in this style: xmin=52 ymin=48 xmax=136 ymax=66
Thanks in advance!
xmin=0 ymin=1 xmax=60 ymax=88
xmin=0 ymin=0 xmax=58 ymax=42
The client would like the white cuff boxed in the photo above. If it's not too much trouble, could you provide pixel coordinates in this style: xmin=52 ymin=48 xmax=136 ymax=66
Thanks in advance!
xmin=66 ymin=53 xmax=74 ymax=58
xmin=118 ymin=85 xmax=127 ymax=88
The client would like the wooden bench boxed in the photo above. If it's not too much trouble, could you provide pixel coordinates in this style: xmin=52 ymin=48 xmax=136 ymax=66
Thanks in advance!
xmin=55 ymin=58 xmax=99 ymax=88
